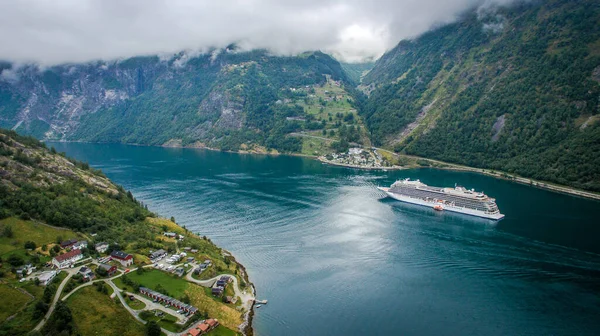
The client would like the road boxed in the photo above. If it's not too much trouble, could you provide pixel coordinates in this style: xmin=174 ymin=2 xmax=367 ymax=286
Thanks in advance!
xmin=185 ymin=271 xmax=255 ymax=312
xmin=33 ymin=269 xmax=75 ymax=332
xmin=185 ymin=271 xmax=255 ymax=335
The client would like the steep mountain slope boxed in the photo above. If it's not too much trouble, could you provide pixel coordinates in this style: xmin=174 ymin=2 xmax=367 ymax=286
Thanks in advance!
xmin=362 ymin=0 xmax=600 ymax=191
xmin=0 ymin=129 xmax=251 ymax=336
xmin=340 ymin=62 xmax=375 ymax=84
xmin=0 ymin=50 xmax=349 ymax=151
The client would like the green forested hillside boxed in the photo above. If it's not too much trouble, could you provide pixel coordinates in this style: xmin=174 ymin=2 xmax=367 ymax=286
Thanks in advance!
xmin=0 ymin=50 xmax=352 ymax=154
xmin=361 ymin=0 xmax=600 ymax=191
xmin=340 ymin=62 xmax=375 ymax=84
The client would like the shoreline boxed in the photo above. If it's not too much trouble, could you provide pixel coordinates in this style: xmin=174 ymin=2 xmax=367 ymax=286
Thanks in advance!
xmin=46 ymin=139 xmax=600 ymax=201
xmin=317 ymin=156 xmax=405 ymax=171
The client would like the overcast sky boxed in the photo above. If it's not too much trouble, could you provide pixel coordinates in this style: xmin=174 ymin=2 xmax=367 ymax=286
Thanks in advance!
xmin=0 ymin=0 xmax=516 ymax=65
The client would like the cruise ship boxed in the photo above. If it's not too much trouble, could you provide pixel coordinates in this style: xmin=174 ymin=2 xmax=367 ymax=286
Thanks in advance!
xmin=378 ymin=179 xmax=504 ymax=220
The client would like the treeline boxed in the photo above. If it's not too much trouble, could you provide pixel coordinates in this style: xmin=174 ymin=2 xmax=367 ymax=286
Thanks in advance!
xmin=0 ymin=129 xmax=154 ymax=232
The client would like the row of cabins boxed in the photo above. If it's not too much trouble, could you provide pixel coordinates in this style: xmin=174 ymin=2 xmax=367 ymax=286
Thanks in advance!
xmin=186 ymin=319 xmax=219 ymax=336
xmin=139 ymin=287 xmax=198 ymax=314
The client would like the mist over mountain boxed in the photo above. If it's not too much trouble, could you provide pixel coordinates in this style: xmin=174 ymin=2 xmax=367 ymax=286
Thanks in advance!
xmin=0 ymin=0 xmax=520 ymax=65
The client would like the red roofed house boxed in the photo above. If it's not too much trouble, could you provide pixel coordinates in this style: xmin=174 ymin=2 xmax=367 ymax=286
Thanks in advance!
xmin=186 ymin=319 xmax=219 ymax=336
xmin=52 ymin=249 xmax=83 ymax=268
xmin=110 ymin=250 xmax=134 ymax=267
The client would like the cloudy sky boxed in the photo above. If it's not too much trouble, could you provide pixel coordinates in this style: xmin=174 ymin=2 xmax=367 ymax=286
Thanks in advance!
xmin=0 ymin=0 xmax=515 ymax=65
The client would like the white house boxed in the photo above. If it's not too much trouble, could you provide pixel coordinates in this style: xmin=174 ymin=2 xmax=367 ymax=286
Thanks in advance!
xmin=52 ymin=249 xmax=83 ymax=268
xmin=95 ymin=242 xmax=109 ymax=254
xmin=37 ymin=270 xmax=57 ymax=286
xmin=110 ymin=250 xmax=134 ymax=267
xmin=72 ymin=241 xmax=88 ymax=250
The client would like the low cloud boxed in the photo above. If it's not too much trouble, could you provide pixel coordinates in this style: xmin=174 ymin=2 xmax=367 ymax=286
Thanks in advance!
xmin=0 ymin=0 xmax=519 ymax=66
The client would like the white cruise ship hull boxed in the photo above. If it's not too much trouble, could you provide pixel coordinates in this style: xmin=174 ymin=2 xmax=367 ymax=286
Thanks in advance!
xmin=378 ymin=187 xmax=505 ymax=220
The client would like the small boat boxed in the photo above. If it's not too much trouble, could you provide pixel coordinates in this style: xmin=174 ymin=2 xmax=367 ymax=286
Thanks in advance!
xmin=433 ymin=204 xmax=444 ymax=211
xmin=256 ymin=305 xmax=262 ymax=308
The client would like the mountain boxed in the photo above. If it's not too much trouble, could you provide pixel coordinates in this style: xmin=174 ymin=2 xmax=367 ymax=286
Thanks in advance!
xmin=340 ymin=62 xmax=375 ymax=84
xmin=361 ymin=0 xmax=600 ymax=192
xmin=0 ymin=50 xmax=350 ymax=152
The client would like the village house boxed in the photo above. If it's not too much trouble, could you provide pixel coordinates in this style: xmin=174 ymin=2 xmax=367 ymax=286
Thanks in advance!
xmin=52 ymin=249 xmax=83 ymax=268
xmin=149 ymin=249 xmax=167 ymax=260
xmin=16 ymin=264 xmax=35 ymax=278
xmin=98 ymin=263 xmax=117 ymax=276
xmin=72 ymin=240 xmax=88 ymax=250
xmin=110 ymin=250 xmax=134 ymax=267
xmin=212 ymin=287 xmax=224 ymax=296
xmin=37 ymin=270 xmax=57 ymax=286
xmin=186 ymin=319 xmax=219 ymax=336
xmin=216 ymin=275 xmax=230 ymax=287
xmin=60 ymin=239 xmax=78 ymax=249
xmin=174 ymin=267 xmax=185 ymax=277
xmin=95 ymin=242 xmax=109 ymax=253
xmin=163 ymin=232 xmax=177 ymax=238
xmin=78 ymin=266 xmax=95 ymax=281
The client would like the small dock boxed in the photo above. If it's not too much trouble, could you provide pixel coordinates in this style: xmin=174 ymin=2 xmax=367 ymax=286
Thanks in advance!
xmin=255 ymin=299 xmax=268 ymax=304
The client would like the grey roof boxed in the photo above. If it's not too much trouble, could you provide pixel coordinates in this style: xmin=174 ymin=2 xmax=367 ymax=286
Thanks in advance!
xmin=98 ymin=263 xmax=113 ymax=270
xmin=139 ymin=287 xmax=197 ymax=312
xmin=149 ymin=249 xmax=166 ymax=258
xmin=111 ymin=250 xmax=131 ymax=259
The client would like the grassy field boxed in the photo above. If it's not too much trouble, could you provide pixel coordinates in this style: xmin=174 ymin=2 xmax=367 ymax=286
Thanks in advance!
xmin=125 ymin=297 xmax=146 ymax=310
xmin=186 ymin=285 xmax=242 ymax=330
xmin=140 ymin=310 xmax=180 ymax=332
xmin=207 ymin=325 xmax=242 ymax=336
xmin=0 ymin=283 xmax=32 ymax=322
xmin=0 ymin=217 xmax=79 ymax=256
xmin=122 ymin=269 xmax=188 ymax=298
xmin=66 ymin=286 xmax=145 ymax=336
xmin=300 ymin=136 xmax=332 ymax=156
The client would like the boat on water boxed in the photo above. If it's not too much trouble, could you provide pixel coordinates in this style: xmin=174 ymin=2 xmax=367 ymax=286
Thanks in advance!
xmin=378 ymin=178 xmax=504 ymax=220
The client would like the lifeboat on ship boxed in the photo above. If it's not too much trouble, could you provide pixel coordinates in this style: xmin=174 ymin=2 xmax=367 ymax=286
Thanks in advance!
xmin=433 ymin=204 xmax=444 ymax=211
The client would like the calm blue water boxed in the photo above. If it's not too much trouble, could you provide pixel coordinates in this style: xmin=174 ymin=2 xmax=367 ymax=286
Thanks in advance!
xmin=51 ymin=143 xmax=600 ymax=336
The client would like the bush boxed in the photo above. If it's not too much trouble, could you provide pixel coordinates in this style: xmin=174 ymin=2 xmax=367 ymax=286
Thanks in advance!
xmin=24 ymin=241 xmax=37 ymax=249
xmin=7 ymin=254 xmax=23 ymax=266
xmin=1 ymin=225 xmax=13 ymax=238
xmin=145 ymin=321 xmax=161 ymax=336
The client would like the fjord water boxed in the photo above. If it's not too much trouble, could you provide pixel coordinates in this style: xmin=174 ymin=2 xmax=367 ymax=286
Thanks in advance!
xmin=51 ymin=142 xmax=600 ymax=336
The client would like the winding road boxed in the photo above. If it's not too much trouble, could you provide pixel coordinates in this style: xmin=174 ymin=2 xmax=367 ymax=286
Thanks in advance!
xmin=32 ymin=270 xmax=75 ymax=332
